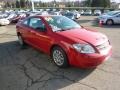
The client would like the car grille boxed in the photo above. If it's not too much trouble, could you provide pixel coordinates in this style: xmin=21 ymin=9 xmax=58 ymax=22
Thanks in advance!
xmin=96 ymin=41 xmax=110 ymax=50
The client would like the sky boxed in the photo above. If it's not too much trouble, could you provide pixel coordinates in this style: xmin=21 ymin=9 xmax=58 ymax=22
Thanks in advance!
xmin=33 ymin=0 xmax=120 ymax=3
xmin=111 ymin=0 xmax=120 ymax=3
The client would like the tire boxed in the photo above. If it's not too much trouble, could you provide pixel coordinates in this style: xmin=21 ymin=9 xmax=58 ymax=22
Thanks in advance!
xmin=51 ymin=46 xmax=69 ymax=68
xmin=106 ymin=19 xmax=113 ymax=25
xmin=17 ymin=34 xmax=25 ymax=47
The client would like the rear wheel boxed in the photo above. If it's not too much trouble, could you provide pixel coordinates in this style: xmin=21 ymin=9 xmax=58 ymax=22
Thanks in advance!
xmin=51 ymin=46 xmax=69 ymax=68
xmin=17 ymin=34 xmax=25 ymax=47
xmin=106 ymin=19 xmax=113 ymax=25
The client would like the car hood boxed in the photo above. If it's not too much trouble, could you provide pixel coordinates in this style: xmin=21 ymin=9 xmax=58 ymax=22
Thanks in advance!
xmin=56 ymin=28 xmax=108 ymax=46
xmin=99 ymin=14 xmax=112 ymax=19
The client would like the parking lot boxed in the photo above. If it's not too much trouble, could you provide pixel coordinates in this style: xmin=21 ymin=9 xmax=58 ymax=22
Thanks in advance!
xmin=0 ymin=16 xmax=120 ymax=90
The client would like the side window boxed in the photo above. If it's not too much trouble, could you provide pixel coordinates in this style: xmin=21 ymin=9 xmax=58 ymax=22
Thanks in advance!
xmin=29 ymin=18 xmax=46 ymax=31
xmin=23 ymin=19 xmax=29 ymax=25
xmin=118 ymin=14 xmax=120 ymax=17
xmin=116 ymin=14 xmax=120 ymax=17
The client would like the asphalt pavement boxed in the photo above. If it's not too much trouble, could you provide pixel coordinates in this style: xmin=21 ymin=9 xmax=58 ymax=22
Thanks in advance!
xmin=0 ymin=16 xmax=120 ymax=90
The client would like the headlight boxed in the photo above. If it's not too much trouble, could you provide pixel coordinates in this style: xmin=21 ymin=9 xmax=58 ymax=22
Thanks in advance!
xmin=73 ymin=44 xmax=95 ymax=54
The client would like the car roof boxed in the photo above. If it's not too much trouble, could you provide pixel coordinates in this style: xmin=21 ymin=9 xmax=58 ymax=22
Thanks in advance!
xmin=30 ymin=15 xmax=62 ymax=18
xmin=109 ymin=10 xmax=120 ymax=13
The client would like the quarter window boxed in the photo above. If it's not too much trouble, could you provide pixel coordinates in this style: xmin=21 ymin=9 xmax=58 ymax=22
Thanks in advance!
xmin=23 ymin=19 xmax=29 ymax=25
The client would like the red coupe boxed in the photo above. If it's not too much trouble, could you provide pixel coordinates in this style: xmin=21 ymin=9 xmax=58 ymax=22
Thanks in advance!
xmin=16 ymin=15 xmax=112 ymax=68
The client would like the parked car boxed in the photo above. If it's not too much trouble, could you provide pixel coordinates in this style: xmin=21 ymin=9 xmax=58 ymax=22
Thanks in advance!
xmin=6 ymin=13 xmax=17 ymax=22
xmin=104 ymin=10 xmax=110 ymax=14
xmin=0 ymin=13 xmax=8 ymax=19
xmin=49 ymin=11 xmax=61 ymax=15
xmin=83 ymin=10 xmax=92 ymax=15
xmin=11 ymin=13 xmax=26 ymax=23
xmin=0 ymin=18 xmax=10 ymax=26
xmin=63 ymin=12 xmax=76 ymax=20
xmin=94 ymin=10 xmax=101 ymax=16
xmin=59 ymin=10 xmax=66 ymax=15
xmin=16 ymin=15 xmax=112 ymax=68
xmin=72 ymin=10 xmax=81 ymax=19
xmin=79 ymin=10 xmax=84 ymax=15
xmin=98 ymin=11 xmax=120 ymax=25
xmin=41 ymin=11 xmax=49 ymax=15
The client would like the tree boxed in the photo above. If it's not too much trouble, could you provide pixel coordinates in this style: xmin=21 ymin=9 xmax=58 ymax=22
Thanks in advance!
xmin=11 ymin=2 xmax=16 ymax=8
xmin=103 ymin=0 xmax=111 ymax=7
xmin=85 ymin=0 xmax=92 ymax=7
xmin=20 ymin=0 xmax=25 ymax=8
xmin=16 ymin=0 xmax=20 ymax=8
xmin=6 ymin=1 xmax=11 ymax=8
xmin=25 ymin=0 xmax=29 ymax=8
xmin=86 ymin=0 xmax=111 ymax=7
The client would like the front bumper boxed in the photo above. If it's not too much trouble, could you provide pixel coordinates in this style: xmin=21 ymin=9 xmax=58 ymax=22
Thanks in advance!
xmin=97 ymin=18 xmax=107 ymax=24
xmin=68 ymin=46 xmax=112 ymax=68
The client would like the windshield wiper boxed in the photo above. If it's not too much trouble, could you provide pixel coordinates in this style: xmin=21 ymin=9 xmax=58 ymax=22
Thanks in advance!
xmin=63 ymin=27 xmax=77 ymax=30
xmin=54 ymin=29 xmax=66 ymax=32
xmin=54 ymin=27 xmax=78 ymax=32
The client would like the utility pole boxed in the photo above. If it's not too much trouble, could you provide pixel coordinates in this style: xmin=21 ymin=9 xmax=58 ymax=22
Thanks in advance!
xmin=31 ymin=0 xmax=35 ymax=11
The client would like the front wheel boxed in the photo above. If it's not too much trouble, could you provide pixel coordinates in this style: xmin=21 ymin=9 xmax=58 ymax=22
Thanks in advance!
xmin=51 ymin=47 xmax=69 ymax=68
xmin=106 ymin=19 xmax=113 ymax=25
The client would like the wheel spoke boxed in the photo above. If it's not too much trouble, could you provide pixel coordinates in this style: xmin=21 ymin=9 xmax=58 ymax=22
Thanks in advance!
xmin=53 ymin=50 xmax=64 ymax=66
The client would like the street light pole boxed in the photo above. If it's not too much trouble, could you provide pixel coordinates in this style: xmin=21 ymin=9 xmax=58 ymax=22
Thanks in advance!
xmin=31 ymin=0 xmax=35 ymax=11
xmin=54 ymin=0 xmax=56 ymax=7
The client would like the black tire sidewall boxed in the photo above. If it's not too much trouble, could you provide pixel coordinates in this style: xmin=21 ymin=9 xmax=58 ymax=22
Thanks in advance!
xmin=18 ymin=34 xmax=25 ymax=46
xmin=106 ymin=19 xmax=113 ymax=25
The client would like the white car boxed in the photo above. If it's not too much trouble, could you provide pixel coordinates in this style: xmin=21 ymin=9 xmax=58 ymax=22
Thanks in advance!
xmin=41 ymin=11 xmax=49 ymax=15
xmin=0 ymin=18 xmax=10 ymax=26
xmin=94 ymin=10 xmax=101 ymax=16
xmin=104 ymin=10 xmax=110 ymax=14
xmin=83 ymin=10 xmax=92 ymax=15
xmin=72 ymin=10 xmax=81 ymax=19
xmin=79 ymin=10 xmax=84 ymax=15
xmin=98 ymin=11 xmax=120 ymax=25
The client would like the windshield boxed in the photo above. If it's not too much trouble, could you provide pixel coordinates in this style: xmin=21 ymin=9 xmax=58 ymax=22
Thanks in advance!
xmin=107 ymin=11 xmax=120 ymax=16
xmin=95 ymin=10 xmax=100 ymax=12
xmin=45 ymin=16 xmax=81 ymax=32
xmin=86 ymin=10 xmax=91 ymax=12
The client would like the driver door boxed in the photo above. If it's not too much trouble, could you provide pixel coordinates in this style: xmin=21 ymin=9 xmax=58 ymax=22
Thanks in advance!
xmin=117 ymin=14 xmax=120 ymax=24
xmin=113 ymin=14 xmax=120 ymax=24
xmin=28 ymin=17 xmax=50 ymax=53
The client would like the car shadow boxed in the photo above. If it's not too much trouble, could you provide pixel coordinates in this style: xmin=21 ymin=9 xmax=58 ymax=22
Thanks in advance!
xmin=0 ymin=40 xmax=96 ymax=90
xmin=100 ymin=24 xmax=120 ymax=28
xmin=77 ymin=19 xmax=92 ymax=24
